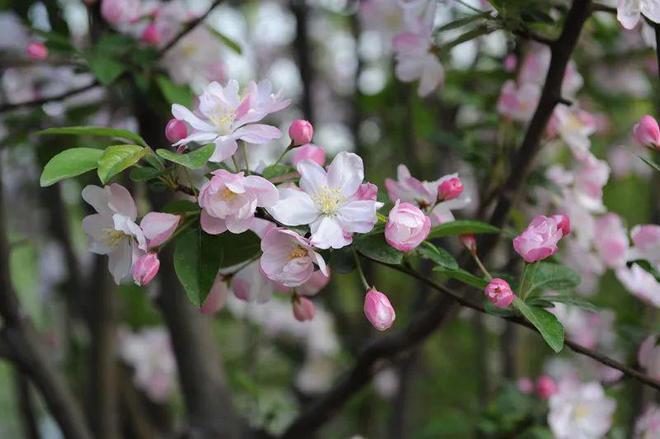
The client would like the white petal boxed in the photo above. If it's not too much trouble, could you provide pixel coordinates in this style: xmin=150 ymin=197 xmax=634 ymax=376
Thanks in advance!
xmin=82 ymin=214 xmax=113 ymax=254
xmin=244 ymin=176 xmax=279 ymax=207
xmin=642 ymin=0 xmax=660 ymax=23
xmin=618 ymin=0 xmax=642 ymax=29
xmin=209 ymin=137 xmax=238 ymax=162
xmin=298 ymin=159 xmax=328 ymax=196
xmin=201 ymin=210 xmax=227 ymax=235
xmin=108 ymin=183 xmax=137 ymax=219
xmin=337 ymin=200 xmax=378 ymax=233
xmin=327 ymin=152 xmax=364 ymax=197
xmin=172 ymin=104 xmax=215 ymax=132
xmin=233 ymin=124 xmax=281 ymax=144
xmin=82 ymin=185 xmax=111 ymax=215
xmin=107 ymin=240 xmax=132 ymax=284
xmin=267 ymin=188 xmax=319 ymax=226
xmin=310 ymin=216 xmax=351 ymax=249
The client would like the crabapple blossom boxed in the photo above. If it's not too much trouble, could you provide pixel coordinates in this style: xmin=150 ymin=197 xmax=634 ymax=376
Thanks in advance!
xmin=549 ymin=106 xmax=596 ymax=160
xmin=132 ymin=252 xmax=160 ymax=286
xmin=552 ymin=214 xmax=571 ymax=236
xmin=460 ymin=234 xmax=477 ymax=254
xmin=364 ymin=288 xmax=396 ymax=331
xmin=140 ymin=212 xmax=180 ymax=249
xmin=267 ymin=152 xmax=381 ymax=249
xmin=484 ymin=278 xmax=514 ymax=308
xmin=437 ymin=177 xmax=463 ymax=201
xmin=161 ymin=27 xmax=227 ymax=87
xmin=594 ymin=213 xmax=629 ymax=268
xmin=574 ymin=154 xmax=610 ymax=212
xmin=513 ymin=215 xmax=565 ymax=263
xmin=384 ymin=200 xmax=430 ymax=252
xmin=260 ymin=228 xmax=328 ymax=288
xmin=535 ymin=375 xmax=557 ymax=400
xmin=171 ymin=80 xmax=290 ymax=162
xmin=141 ymin=23 xmax=162 ymax=46
xmin=198 ymin=169 xmax=278 ymax=234
xmin=292 ymin=295 xmax=316 ymax=322
xmin=552 ymin=304 xmax=616 ymax=350
xmin=26 ymin=41 xmax=47 ymax=60
xmin=629 ymin=224 xmax=660 ymax=267
xmin=82 ymin=184 xmax=146 ymax=284
xmin=101 ymin=0 xmax=141 ymax=26
xmin=288 ymin=119 xmax=314 ymax=146
xmin=297 ymin=270 xmax=331 ymax=296
xmin=637 ymin=335 xmax=660 ymax=380
xmin=548 ymin=381 xmax=616 ymax=439
xmin=634 ymin=405 xmax=660 ymax=438
xmin=616 ymin=264 xmax=660 ymax=307
xmin=496 ymin=80 xmax=540 ymax=123
xmin=165 ymin=118 xmax=187 ymax=143
xmin=633 ymin=115 xmax=660 ymax=148
xmin=617 ymin=0 xmax=660 ymax=30
xmin=231 ymin=260 xmax=283 ymax=303
xmin=292 ymin=144 xmax=325 ymax=166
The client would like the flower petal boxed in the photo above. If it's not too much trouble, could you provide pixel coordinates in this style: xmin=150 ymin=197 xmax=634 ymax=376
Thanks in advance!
xmin=327 ymin=152 xmax=364 ymax=197
xmin=267 ymin=188 xmax=319 ymax=225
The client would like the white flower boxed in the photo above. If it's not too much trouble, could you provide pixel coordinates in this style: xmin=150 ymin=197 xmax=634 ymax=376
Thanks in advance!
xmin=616 ymin=264 xmax=660 ymax=308
xmin=617 ymin=0 xmax=660 ymax=30
xmin=171 ymin=79 xmax=290 ymax=162
xmin=267 ymin=152 xmax=381 ymax=249
xmin=82 ymin=184 xmax=146 ymax=284
xmin=548 ymin=381 xmax=616 ymax=439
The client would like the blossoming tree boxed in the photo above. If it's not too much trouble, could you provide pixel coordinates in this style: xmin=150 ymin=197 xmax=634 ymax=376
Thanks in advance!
xmin=0 ymin=0 xmax=659 ymax=438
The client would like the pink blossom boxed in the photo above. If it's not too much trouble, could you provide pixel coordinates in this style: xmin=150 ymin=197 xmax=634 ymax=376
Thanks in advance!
xmin=141 ymin=22 xmax=162 ymax=46
xmin=617 ymin=1 xmax=660 ymax=29
xmin=26 ymin=41 xmax=48 ymax=60
xmin=140 ymin=212 xmax=180 ymax=248
xmin=165 ymin=118 xmax=187 ymax=143
xmin=629 ymin=224 xmax=660 ymax=266
xmin=260 ymin=229 xmax=328 ymax=288
xmin=199 ymin=169 xmax=278 ymax=234
xmin=548 ymin=381 xmax=616 ymax=439
xmin=384 ymin=200 xmax=430 ymax=252
xmin=171 ymin=80 xmax=290 ymax=162
xmin=101 ymin=0 xmax=141 ymax=25
xmin=551 ymin=106 xmax=596 ymax=160
xmin=594 ymin=213 xmax=629 ymax=268
xmin=201 ymin=275 xmax=229 ymax=314
xmin=633 ymin=115 xmax=660 ymax=149
xmin=460 ymin=234 xmax=477 ymax=254
xmin=82 ymin=184 xmax=146 ymax=284
xmin=616 ymin=264 xmax=660 ymax=308
xmin=634 ymin=405 xmax=660 ymax=438
xmin=437 ymin=177 xmax=463 ymax=201
xmin=288 ymin=119 xmax=314 ymax=146
xmin=292 ymin=144 xmax=325 ymax=166
xmin=503 ymin=54 xmax=517 ymax=72
xmin=574 ymin=154 xmax=610 ymax=212
xmin=297 ymin=270 xmax=331 ymax=296
xmin=497 ymin=80 xmax=540 ymax=123
xmin=231 ymin=260 xmax=282 ymax=303
xmin=267 ymin=152 xmax=381 ymax=249
xmin=364 ymin=288 xmax=396 ymax=331
xmin=292 ymin=296 xmax=316 ymax=322
xmin=535 ymin=375 xmax=557 ymax=400
xmin=637 ymin=335 xmax=660 ymax=380
xmin=484 ymin=278 xmax=514 ymax=308
xmin=132 ymin=252 xmax=160 ymax=286
xmin=513 ymin=215 xmax=564 ymax=263
xmin=552 ymin=304 xmax=616 ymax=350
xmin=551 ymin=214 xmax=571 ymax=236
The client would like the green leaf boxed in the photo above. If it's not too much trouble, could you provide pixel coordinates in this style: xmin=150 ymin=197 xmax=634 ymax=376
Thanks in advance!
xmin=162 ymin=200 xmax=200 ymax=214
xmin=639 ymin=156 xmax=660 ymax=173
xmin=174 ymin=228 xmax=260 ymax=307
xmin=129 ymin=167 xmax=163 ymax=182
xmin=206 ymin=26 xmax=243 ymax=54
xmin=37 ymin=126 xmax=148 ymax=147
xmin=156 ymin=75 xmax=193 ymax=107
xmin=525 ymin=262 xmax=580 ymax=296
xmin=262 ymin=163 xmax=293 ymax=180
xmin=436 ymin=13 xmax=490 ymax=32
xmin=417 ymin=241 xmax=458 ymax=269
xmin=97 ymin=145 xmax=147 ymax=184
xmin=84 ymin=52 xmax=125 ymax=85
xmin=426 ymin=220 xmax=499 ymax=240
xmin=156 ymin=144 xmax=215 ymax=169
xmin=540 ymin=295 xmax=597 ymax=312
xmin=355 ymin=233 xmax=403 ymax=265
xmin=513 ymin=297 xmax=564 ymax=352
xmin=328 ymin=247 xmax=356 ymax=274
xmin=40 ymin=147 xmax=103 ymax=187
xmin=433 ymin=266 xmax=488 ymax=289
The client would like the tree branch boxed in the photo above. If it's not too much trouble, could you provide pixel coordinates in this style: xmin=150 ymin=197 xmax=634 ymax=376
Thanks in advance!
xmin=157 ymin=0 xmax=225 ymax=57
xmin=0 ymin=82 xmax=99 ymax=114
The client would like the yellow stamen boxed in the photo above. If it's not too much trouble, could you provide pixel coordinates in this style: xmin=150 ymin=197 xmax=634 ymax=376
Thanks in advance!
xmin=221 ymin=188 xmax=237 ymax=201
xmin=103 ymin=229 xmax=127 ymax=247
xmin=313 ymin=186 xmax=345 ymax=215
xmin=288 ymin=246 xmax=308 ymax=260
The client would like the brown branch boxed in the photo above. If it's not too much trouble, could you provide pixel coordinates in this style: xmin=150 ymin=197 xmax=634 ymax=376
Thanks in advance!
xmin=0 ymin=81 xmax=99 ymax=114
xmin=157 ymin=0 xmax=224 ymax=57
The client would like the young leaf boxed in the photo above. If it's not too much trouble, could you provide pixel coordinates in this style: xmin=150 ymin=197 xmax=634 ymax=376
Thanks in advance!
xmin=97 ymin=145 xmax=147 ymax=184
xmin=206 ymin=26 xmax=243 ymax=54
xmin=513 ymin=297 xmax=564 ymax=353
xmin=525 ymin=262 xmax=580 ymax=296
xmin=38 ymin=126 xmax=148 ymax=147
xmin=433 ymin=266 xmax=488 ymax=289
xmin=541 ymin=295 xmax=597 ymax=312
xmin=156 ymin=144 xmax=215 ymax=169
xmin=417 ymin=242 xmax=458 ymax=269
xmin=156 ymin=75 xmax=194 ymax=107
xmin=355 ymin=233 xmax=404 ymax=265
xmin=85 ymin=53 xmax=126 ymax=85
xmin=40 ymin=148 xmax=103 ymax=187
xmin=129 ymin=167 xmax=163 ymax=182
xmin=426 ymin=220 xmax=499 ymax=240
xmin=262 ymin=163 xmax=293 ymax=180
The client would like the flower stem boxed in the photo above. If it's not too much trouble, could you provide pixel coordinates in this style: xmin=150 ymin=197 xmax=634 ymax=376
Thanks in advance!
xmin=231 ymin=155 xmax=241 ymax=173
xmin=241 ymin=142 xmax=250 ymax=173
xmin=352 ymin=247 xmax=371 ymax=290
xmin=471 ymin=253 xmax=493 ymax=281
xmin=273 ymin=147 xmax=288 ymax=167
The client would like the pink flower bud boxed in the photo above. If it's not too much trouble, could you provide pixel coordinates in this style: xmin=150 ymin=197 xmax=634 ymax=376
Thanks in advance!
xmin=484 ymin=278 xmax=514 ymax=308
xmin=292 ymin=143 xmax=325 ymax=166
xmin=292 ymin=296 xmax=315 ymax=322
xmin=26 ymin=41 xmax=48 ymax=60
xmin=551 ymin=214 xmax=571 ymax=236
xmin=460 ymin=234 xmax=477 ymax=254
xmin=141 ymin=23 xmax=162 ymax=46
xmin=165 ymin=119 xmax=188 ymax=144
xmin=633 ymin=115 xmax=660 ymax=149
xmin=132 ymin=253 xmax=160 ymax=286
xmin=517 ymin=377 xmax=534 ymax=394
xmin=140 ymin=212 xmax=180 ymax=249
xmin=513 ymin=215 xmax=564 ymax=263
xmin=385 ymin=200 xmax=431 ymax=252
xmin=438 ymin=177 xmax=463 ymax=201
xmin=288 ymin=119 xmax=314 ymax=146
xmin=364 ymin=288 xmax=396 ymax=331
xmin=535 ymin=375 xmax=557 ymax=400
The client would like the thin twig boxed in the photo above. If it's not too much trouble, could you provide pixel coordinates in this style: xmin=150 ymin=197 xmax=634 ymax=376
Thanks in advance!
xmin=157 ymin=0 xmax=224 ymax=57
xmin=0 ymin=81 xmax=99 ymax=114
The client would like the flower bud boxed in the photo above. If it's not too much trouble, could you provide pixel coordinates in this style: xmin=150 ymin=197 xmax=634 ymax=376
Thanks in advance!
xmin=633 ymin=115 xmax=660 ymax=149
xmin=513 ymin=215 xmax=564 ymax=263
xmin=364 ymin=288 xmax=396 ymax=331
xmin=484 ymin=278 xmax=514 ymax=308
xmin=165 ymin=119 xmax=188 ymax=144
xmin=551 ymin=213 xmax=571 ymax=236
xmin=535 ymin=375 xmax=557 ymax=400
xmin=132 ymin=253 xmax=160 ymax=286
xmin=460 ymin=234 xmax=477 ymax=254
xmin=437 ymin=177 xmax=463 ymax=201
xmin=141 ymin=23 xmax=162 ymax=46
xmin=26 ymin=41 xmax=48 ymax=60
xmin=292 ymin=295 xmax=315 ymax=322
xmin=288 ymin=119 xmax=314 ymax=146
xmin=292 ymin=143 xmax=325 ymax=166
xmin=384 ymin=200 xmax=431 ymax=252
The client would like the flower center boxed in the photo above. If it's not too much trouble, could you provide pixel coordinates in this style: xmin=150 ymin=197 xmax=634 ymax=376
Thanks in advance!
xmin=288 ymin=246 xmax=308 ymax=260
xmin=573 ymin=404 xmax=590 ymax=420
xmin=103 ymin=229 xmax=128 ymax=247
xmin=209 ymin=111 xmax=235 ymax=134
xmin=313 ymin=186 xmax=345 ymax=215
xmin=221 ymin=187 xmax=237 ymax=201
